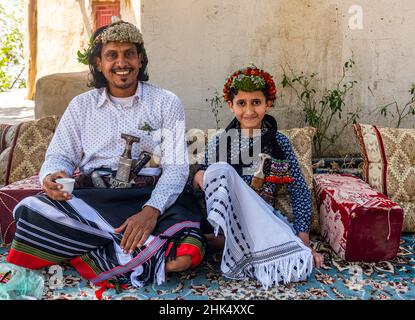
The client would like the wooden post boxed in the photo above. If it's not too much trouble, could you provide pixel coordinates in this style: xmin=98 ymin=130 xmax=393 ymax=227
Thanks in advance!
xmin=26 ymin=0 xmax=37 ymax=100
xmin=76 ymin=0 xmax=92 ymax=39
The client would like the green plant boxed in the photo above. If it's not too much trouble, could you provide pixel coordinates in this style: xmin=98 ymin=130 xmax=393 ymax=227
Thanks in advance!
xmin=281 ymin=58 xmax=360 ymax=157
xmin=378 ymin=83 xmax=415 ymax=128
xmin=208 ymin=90 xmax=225 ymax=130
xmin=77 ymin=36 xmax=94 ymax=66
xmin=0 ymin=1 xmax=25 ymax=92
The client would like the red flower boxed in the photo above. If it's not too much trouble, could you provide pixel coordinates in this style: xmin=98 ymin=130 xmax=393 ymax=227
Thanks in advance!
xmin=222 ymin=66 xmax=277 ymax=103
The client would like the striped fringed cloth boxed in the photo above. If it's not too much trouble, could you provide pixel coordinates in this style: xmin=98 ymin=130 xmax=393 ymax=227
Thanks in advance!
xmin=204 ymin=162 xmax=313 ymax=289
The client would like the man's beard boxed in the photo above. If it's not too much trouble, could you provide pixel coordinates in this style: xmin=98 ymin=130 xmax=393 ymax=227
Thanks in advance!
xmin=113 ymin=71 xmax=138 ymax=89
xmin=114 ymin=80 xmax=136 ymax=89
xmin=105 ymin=66 xmax=139 ymax=91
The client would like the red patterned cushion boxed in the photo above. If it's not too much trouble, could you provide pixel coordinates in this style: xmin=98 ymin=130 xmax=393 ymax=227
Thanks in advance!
xmin=0 ymin=175 xmax=43 ymax=244
xmin=314 ymin=174 xmax=403 ymax=262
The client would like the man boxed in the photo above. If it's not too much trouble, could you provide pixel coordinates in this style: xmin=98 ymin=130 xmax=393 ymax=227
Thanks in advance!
xmin=7 ymin=21 xmax=205 ymax=288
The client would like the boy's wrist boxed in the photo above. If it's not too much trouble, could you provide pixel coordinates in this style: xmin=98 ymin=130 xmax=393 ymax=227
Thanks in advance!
xmin=297 ymin=232 xmax=310 ymax=247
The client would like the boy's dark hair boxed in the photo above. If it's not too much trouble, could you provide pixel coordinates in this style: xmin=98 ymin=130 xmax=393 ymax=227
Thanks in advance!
xmin=228 ymin=87 xmax=270 ymax=102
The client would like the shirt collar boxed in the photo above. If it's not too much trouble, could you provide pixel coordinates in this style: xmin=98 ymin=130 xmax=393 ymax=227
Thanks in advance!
xmin=96 ymin=81 xmax=142 ymax=108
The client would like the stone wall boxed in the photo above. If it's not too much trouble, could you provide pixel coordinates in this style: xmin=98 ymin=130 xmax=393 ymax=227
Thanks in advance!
xmin=34 ymin=71 xmax=90 ymax=120
xmin=29 ymin=0 xmax=140 ymax=82
xmin=35 ymin=0 xmax=89 ymax=80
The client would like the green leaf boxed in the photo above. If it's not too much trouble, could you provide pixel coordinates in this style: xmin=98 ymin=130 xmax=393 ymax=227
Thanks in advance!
xmin=281 ymin=75 xmax=288 ymax=88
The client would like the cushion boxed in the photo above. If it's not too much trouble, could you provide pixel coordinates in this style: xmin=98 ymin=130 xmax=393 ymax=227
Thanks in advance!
xmin=274 ymin=127 xmax=319 ymax=232
xmin=0 ymin=175 xmax=43 ymax=244
xmin=314 ymin=174 xmax=403 ymax=262
xmin=0 ymin=116 xmax=59 ymax=187
xmin=354 ymin=124 xmax=415 ymax=232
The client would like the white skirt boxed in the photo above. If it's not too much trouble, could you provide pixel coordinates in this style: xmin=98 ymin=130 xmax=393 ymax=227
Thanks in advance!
xmin=203 ymin=162 xmax=313 ymax=289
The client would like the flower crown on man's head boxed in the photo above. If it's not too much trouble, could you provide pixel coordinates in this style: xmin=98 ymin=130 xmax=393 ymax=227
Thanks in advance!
xmin=223 ymin=66 xmax=277 ymax=103
xmin=94 ymin=21 xmax=144 ymax=45
xmin=77 ymin=20 xmax=144 ymax=65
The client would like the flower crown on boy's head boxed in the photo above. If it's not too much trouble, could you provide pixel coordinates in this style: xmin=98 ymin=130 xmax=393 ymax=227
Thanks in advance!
xmin=223 ymin=66 xmax=277 ymax=103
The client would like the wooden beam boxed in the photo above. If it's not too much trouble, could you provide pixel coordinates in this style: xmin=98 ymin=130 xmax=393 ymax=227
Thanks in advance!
xmin=26 ymin=0 xmax=37 ymax=100
xmin=76 ymin=0 xmax=92 ymax=39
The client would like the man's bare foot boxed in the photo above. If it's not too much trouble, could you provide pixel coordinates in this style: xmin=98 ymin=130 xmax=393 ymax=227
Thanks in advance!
xmin=206 ymin=233 xmax=225 ymax=252
xmin=165 ymin=255 xmax=192 ymax=273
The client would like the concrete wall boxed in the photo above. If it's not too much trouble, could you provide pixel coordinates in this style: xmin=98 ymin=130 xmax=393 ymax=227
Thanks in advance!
xmin=141 ymin=0 xmax=415 ymax=156
xmin=30 ymin=0 xmax=415 ymax=156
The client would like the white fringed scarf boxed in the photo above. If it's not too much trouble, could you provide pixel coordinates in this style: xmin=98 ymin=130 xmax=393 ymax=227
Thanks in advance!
xmin=204 ymin=162 xmax=313 ymax=289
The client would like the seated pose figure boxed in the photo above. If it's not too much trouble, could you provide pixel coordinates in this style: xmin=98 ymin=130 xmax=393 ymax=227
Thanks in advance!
xmin=193 ymin=66 xmax=323 ymax=288
xmin=6 ymin=21 xmax=206 ymax=288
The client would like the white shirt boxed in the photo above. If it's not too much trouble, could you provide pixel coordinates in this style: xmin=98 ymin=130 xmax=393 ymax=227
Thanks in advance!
xmin=39 ymin=81 xmax=189 ymax=214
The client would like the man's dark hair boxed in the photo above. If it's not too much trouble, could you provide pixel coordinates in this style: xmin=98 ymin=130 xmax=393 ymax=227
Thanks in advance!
xmin=87 ymin=25 xmax=149 ymax=88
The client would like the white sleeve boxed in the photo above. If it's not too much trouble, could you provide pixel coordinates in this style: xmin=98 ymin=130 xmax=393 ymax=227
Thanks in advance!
xmin=39 ymin=100 xmax=83 ymax=185
xmin=143 ymin=94 xmax=189 ymax=214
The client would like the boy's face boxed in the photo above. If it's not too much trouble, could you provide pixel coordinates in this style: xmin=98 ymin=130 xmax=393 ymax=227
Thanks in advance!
xmin=95 ymin=42 xmax=143 ymax=97
xmin=228 ymin=90 xmax=272 ymax=130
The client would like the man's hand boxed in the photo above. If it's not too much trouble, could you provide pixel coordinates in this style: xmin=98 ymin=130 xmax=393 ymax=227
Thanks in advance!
xmin=42 ymin=171 xmax=72 ymax=201
xmin=114 ymin=206 xmax=160 ymax=254
xmin=192 ymin=170 xmax=205 ymax=191
xmin=298 ymin=231 xmax=324 ymax=268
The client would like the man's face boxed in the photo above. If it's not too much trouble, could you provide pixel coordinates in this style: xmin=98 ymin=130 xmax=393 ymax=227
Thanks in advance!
xmin=95 ymin=42 xmax=143 ymax=97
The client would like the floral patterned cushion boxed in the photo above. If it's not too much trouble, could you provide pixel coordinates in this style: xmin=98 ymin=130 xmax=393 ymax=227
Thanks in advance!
xmin=0 ymin=116 xmax=59 ymax=187
xmin=354 ymin=124 xmax=415 ymax=232
xmin=314 ymin=174 xmax=403 ymax=262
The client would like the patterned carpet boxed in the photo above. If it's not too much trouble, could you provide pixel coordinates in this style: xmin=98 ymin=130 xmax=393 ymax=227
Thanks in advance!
xmin=1 ymin=234 xmax=414 ymax=300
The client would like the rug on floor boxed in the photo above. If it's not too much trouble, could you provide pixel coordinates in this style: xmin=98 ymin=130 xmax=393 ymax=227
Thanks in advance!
xmin=1 ymin=234 xmax=414 ymax=300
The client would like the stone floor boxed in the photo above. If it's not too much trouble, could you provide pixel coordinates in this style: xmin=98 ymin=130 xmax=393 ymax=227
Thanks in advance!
xmin=0 ymin=89 xmax=35 ymax=124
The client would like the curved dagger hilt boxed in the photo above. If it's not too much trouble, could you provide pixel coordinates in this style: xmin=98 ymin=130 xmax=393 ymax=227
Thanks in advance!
xmin=254 ymin=153 xmax=272 ymax=179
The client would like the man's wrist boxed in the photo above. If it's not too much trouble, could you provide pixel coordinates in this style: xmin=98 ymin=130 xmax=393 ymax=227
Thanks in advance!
xmin=143 ymin=205 xmax=161 ymax=216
